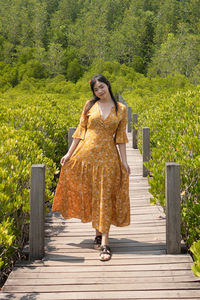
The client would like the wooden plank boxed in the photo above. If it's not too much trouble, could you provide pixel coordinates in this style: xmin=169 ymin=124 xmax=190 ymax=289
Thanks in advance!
xmin=44 ymin=230 xmax=166 ymax=238
xmin=44 ymin=243 xmax=166 ymax=250
xmin=45 ymin=240 xmax=166 ymax=247
xmin=14 ymin=256 xmax=193 ymax=267
xmin=45 ymin=237 xmax=166 ymax=244
xmin=3 ymin=282 xmax=200 ymax=293
xmin=45 ymin=219 xmax=166 ymax=226
xmin=46 ymin=219 xmax=163 ymax=229
xmin=1 ymin=290 xmax=200 ymax=299
xmin=5 ymin=275 xmax=199 ymax=285
xmin=10 ymin=262 xmax=192 ymax=272
xmin=45 ymin=249 xmax=167 ymax=255
xmin=42 ymin=253 xmax=188 ymax=260
xmin=46 ymin=216 xmax=165 ymax=223
xmin=45 ymin=231 xmax=166 ymax=237
xmin=9 ymin=269 xmax=197 ymax=279
xmin=44 ymin=241 xmax=166 ymax=249
xmin=45 ymin=226 xmax=166 ymax=233
xmin=15 ymin=254 xmax=192 ymax=269
xmin=46 ymin=219 xmax=165 ymax=225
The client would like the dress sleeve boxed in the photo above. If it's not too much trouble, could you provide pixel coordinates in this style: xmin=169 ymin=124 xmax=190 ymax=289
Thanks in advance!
xmin=72 ymin=101 xmax=89 ymax=140
xmin=114 ymin=105 xmax=129 ymax=144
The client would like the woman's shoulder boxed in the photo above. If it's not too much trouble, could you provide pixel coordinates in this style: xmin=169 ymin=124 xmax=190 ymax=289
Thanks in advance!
xmin=117 ymin=101 xmax=127 ymax=111
xmin=82 ymin=99 xmax=95 ymax=115
xmin=82 ymin=99 xmax=92 ymax=110
xmin=84 ymin=99 xmax=91 ymax=106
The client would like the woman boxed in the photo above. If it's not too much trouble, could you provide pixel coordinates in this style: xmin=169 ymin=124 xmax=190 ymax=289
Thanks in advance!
xmin=52 ymin=74 xmax=131 ymax=261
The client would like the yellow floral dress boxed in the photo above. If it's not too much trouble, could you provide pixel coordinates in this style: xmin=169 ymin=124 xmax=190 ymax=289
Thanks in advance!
xmin=52 ymin=100 xmax=130 ymax=233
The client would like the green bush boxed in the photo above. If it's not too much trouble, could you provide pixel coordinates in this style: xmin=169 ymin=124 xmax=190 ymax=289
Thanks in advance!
xmin=0 ymin=125 xmax=57 ymax=277
xmin=190 ymin=241 xmax=200 ymax=277
xmin=0 ymin=90 xmax=86 ymax=281
xmin=66 ymin=58 xmax=84 ymax=82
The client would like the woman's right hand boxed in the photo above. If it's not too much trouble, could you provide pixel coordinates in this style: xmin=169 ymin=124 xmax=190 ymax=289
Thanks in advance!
xmin=60 ymin=153 xmax=71 ymax=166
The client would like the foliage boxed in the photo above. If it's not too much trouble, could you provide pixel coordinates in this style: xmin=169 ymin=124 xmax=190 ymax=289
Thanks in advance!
xmin=66 ymin=59 xmax=84 ymax=82
xmin=0 ymin=89 xmax=86 ymax=283
xmin=190 ymin=241 xmax=200 ymax=277
xmin=0 ymin=0 xmax=200 ymax=80
xmin=0 ymin=124 xmax=57 ymax=277
xmin=148 ymin=29 xmax=200 ymax=78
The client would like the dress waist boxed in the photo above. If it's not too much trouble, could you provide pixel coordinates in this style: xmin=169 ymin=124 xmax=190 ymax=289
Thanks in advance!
xmin=85 ymin=129 xmax=115 ymax=142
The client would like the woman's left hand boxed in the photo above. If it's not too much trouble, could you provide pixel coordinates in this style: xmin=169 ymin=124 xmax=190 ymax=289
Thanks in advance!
xmin=122 ymin=162 xmax=131 ymax=175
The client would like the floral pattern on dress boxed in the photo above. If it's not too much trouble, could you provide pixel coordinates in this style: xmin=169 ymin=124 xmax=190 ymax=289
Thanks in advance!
xmin=52 ymin=100 xmax=130 ymax=233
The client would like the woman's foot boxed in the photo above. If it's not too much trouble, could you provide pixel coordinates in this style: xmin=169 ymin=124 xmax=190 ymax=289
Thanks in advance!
xmin=99 ymin=245 xmax=112 ymax=261
xmin=99 ymin=232 xmax=111 ymax=260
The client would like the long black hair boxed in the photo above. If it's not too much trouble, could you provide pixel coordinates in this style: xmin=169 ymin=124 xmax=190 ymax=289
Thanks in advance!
xmin=84 ymin=74 xmax=118 ymax=116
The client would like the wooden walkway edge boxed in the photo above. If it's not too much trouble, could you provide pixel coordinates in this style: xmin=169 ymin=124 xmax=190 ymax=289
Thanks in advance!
xmin=1 ymin=132 xmax=200 ymax=299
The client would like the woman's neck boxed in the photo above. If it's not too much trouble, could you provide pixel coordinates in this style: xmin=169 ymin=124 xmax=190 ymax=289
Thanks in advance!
xmin=98 ymin=95 xmax=113 ymax=103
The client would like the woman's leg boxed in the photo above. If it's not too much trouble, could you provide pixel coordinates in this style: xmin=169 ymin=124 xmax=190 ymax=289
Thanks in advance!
xmin=101 ymin=232 xmax=109 ymax=245
xmin=96 ymin=229 xmax=102 ymax=237
xmin=94 ymin=229 xmax=102 ymax=249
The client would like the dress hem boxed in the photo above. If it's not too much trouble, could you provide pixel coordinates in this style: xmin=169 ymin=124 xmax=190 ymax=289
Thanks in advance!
xmin=51 ymin=209 xmax=130 ymax=233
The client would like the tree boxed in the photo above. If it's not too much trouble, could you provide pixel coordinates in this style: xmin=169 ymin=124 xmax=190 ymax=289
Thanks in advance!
xmin=47 ymin=43 xmax=66 ymax=76
xmin=153 ymin=0 xmax=182 ymax=46
xmin=108 ymin=4 xmax=152 ymax=65
xmin=66 ymin=58 xmax=83 ymax=82
xmin=49 ymin=0 xmax=81 ymax=47
xmin=67 ymin=3 xmax=109 ymax=65
xmin=32 ymin=0 xmax=48 ymax=48
xmin=148 ymin=28 xmax=200 ymax=78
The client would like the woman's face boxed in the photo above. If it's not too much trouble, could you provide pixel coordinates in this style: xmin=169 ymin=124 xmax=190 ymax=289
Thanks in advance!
xmin=93 ymin=80 xmax=110 ymax=100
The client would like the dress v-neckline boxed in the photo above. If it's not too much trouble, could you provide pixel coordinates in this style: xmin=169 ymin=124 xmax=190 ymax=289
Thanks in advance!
xmin=97 ymin=101 xmax=115 ymax=122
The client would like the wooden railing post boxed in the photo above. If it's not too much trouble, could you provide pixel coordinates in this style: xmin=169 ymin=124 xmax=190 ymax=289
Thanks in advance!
xmin=68 ymin=127 xmax=76 ymax=150
xmin=128 ymin=106 xmax=132 ymax=133
xmin=29 ymin=164 xmax=45 ymax=260
xmin=142 ymin=127 xmax=150 ymax=177
xmin=132 ymin=113 xmax=138 ymax=149
xmin=165 ymin=163 xmax=181 ymax=254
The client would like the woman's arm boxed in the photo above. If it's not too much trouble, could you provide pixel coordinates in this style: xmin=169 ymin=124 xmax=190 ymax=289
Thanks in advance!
xmin=67 ymin=138 xmax=81 ymax=156
xmin=117 ymin=143 xmax=131 ymax=174
xmin=60 ymin=138 xmax=81 ymax=166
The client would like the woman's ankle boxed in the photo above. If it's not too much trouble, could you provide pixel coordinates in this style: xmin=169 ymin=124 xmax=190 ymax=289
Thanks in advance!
xmin=101 ymin=232 xmax=109 ymax=245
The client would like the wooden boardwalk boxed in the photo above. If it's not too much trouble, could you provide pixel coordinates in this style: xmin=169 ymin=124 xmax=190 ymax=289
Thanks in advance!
xmin=1 ymin=132 xmax=200 ymax=299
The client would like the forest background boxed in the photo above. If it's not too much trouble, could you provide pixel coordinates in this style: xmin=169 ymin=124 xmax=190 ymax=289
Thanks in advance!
xmin=0 ymin=0 xmax=200 ymax=285
xmin=0 ymin=0 xmax=200 ymax=83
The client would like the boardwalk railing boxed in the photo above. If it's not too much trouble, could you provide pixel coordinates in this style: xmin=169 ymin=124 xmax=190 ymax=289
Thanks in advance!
xmin=29 ymin=164 xmax=45 ymax=260
xmin=165 ymin=162 xmax=181 ymax=254
xmin=29 ymin=96 xmax=181 ymax=260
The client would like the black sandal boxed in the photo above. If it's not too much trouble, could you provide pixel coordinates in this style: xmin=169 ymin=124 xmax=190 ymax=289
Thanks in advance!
xmin=99 ymin=245 xmax=112 ymax=261
xmin=94 ymin=235 xmax=102 ymax=250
